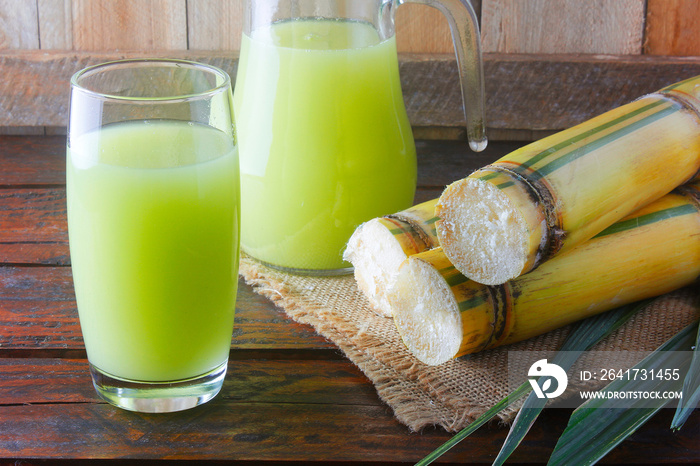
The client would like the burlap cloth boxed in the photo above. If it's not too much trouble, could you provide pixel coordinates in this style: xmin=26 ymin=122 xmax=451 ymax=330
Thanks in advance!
xmin=239 ymin=255 xmax=699 ymax=433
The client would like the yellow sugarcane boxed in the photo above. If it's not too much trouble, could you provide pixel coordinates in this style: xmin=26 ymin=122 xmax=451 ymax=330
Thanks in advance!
xmin=344 ymin=198 xmax=439 ymax=317
xmin=436 ymin=76 xmax=700 ymax=285
xmin=391 ymin=181 xmax=700 ymax=365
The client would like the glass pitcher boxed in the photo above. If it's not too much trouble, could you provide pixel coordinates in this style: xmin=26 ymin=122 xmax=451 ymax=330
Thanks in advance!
xmin=233 ymin=0 xmax=486 ymax=274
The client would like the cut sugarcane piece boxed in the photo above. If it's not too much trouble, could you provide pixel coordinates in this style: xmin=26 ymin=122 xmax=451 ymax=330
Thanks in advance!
xmin=392 ymin=182 xmax=700 ymax=365
xmin=436 ymin=76 xmax=700 ymax=285
xmin=344 ymin=198 xmax=439 ymax=317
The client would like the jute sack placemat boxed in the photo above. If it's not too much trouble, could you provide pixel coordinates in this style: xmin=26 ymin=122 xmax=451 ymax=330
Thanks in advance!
xmin=239 ymin=255 xmax=700 ymax=433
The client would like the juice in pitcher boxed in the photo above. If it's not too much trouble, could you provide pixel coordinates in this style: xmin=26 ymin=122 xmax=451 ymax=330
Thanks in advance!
xmin=234 ymin=18 xmax=417 ymax=272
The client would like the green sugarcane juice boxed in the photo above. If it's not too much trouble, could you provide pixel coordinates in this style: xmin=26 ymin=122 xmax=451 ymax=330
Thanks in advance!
xmin=234 ymin=18 xmax=416 ymax=271
xmin=67 ymin=120 xmax=240 ymax=382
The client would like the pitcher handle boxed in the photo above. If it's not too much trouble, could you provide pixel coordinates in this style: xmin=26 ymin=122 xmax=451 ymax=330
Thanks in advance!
xmin=397 ymin=0 xmax=487 ymax=152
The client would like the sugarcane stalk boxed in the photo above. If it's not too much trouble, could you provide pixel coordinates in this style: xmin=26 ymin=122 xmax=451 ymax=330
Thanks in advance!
xmin=436 ymin=76 xmax=700 ymax=286
xmin=344 ymin=198 xmax=439 ymax=317
xmin=391 ymin=181 xmax=700 ymax=365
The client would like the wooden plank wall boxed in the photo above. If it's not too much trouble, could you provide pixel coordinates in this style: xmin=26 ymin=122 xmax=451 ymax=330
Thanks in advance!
xmin=0 ymin=0 xmax=699 ymax=138
xmin=5 ymin=0 xmax=699 ymax=54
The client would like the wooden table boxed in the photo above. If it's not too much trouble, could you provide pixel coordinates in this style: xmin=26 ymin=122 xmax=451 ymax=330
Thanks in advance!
xmin=0 ymin=135 xmax=697 ymax=464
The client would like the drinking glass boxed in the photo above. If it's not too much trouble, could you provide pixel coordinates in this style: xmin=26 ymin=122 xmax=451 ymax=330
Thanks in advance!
xmin=67 ymin=59 xmax=240 ymax=412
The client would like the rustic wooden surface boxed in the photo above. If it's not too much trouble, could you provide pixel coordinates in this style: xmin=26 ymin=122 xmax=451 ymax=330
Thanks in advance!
xmin=1 ymin=51 xmax=700 ymax=135
xmin=2 ymin=0 xmax=699 ymax=139
xmin=0 ymin=135 xmax=698 ymax=464
xmin=481 ymin=0 xmax=645 ymax=54
xmin=645 ymin=0 xmax=700 ymax=56
xmin=71 ymin=0 xmax=188 ymax=50
xmin=5 ymin=0 xmax=698 ymax=55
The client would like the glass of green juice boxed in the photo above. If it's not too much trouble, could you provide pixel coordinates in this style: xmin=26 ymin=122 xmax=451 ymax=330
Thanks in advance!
xmin=233 ymin=0 xmax=486 ymax=275
xmin=67 ymin=59 xmax=240 ymax=412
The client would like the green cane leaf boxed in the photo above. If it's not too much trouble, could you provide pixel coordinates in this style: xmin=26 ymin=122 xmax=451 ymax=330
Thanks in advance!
xmin=547 ymin=321 xmax=698 ymax=466
xmin=414 ymin=381 xmax=531 ymax=466
xmin=671 ymin=322 xmax=700 ymax=430
xmin=491 ymin=300 xmax=650 ymax=466
xmin=416 ymin=299 xmax=647 ymax=466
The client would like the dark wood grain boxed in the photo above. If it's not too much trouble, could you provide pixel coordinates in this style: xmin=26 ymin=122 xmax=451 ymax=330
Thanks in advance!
xmin=415 ymin=139 xmax=523 ymax=187
xmin=1 ymin=136 xmax=512 ymax=188
xmin=1 ymin=51 xmax=699 ymax=132
xmin=0 ymin=134 xmax=697 ymax=464
xmin=480 ymin=54 xmax=700 ymax=131
xmin=0 ymin=358 xmax=96 ymax=403
xmin=0 ymin=242 xmax=70 ymax=266
xmin=0 ymin=402 xmax=490 ymax=463
xmin=0 ymin=267 xmax=78 ymax=350
xmin=0 ymin=267 xmax=331 ymax=352
xmin=231 ymin=280 xmax=334 ymax=351
xmin=0 ymin=135 xmax=66 ymax=186
xmin=0 ymin=357 xmax=696 ymax=463
xmin=0 ymin=189 xmax=67 ymax=243
xmin=0 ymin=137 xmax=516 ymax=266
xmin=0 ymin=358 xmax=376 ymax=406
